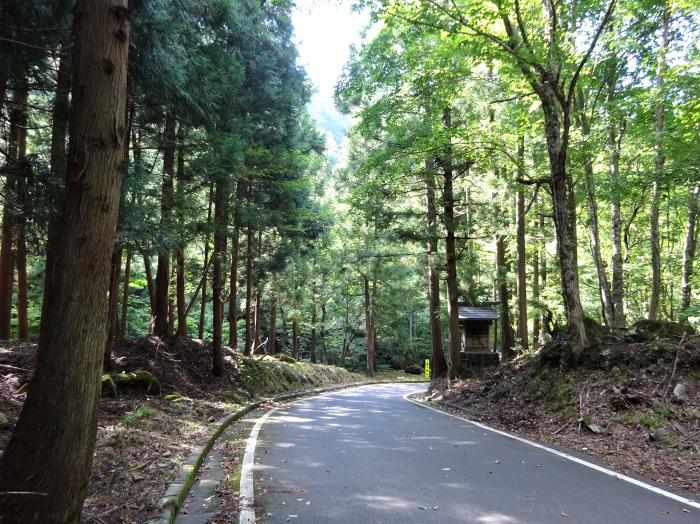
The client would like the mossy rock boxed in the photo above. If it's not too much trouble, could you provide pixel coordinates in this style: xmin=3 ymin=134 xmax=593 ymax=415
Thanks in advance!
xmin=274 ymin=354 xmax=297 ymax=364
xmin=404 ymin=364 xmax=423 ymax=375
xmin=627 ymin=320 xmax=695 ymax=341
xmin=101 ymin=369 xmax=160 ymax=397
xmin=584 ymin=316 xmax=606 ymax=344
xmin=101 ymin=374 xmax=117 ymax=398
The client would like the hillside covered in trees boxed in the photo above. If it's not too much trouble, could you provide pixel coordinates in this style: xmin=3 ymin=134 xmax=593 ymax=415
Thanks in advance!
xmin=0 ymin=0 xmax=698 ymax=521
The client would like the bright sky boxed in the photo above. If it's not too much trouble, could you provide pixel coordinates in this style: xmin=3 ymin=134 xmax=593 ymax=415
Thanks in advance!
xmin=292 ymin=0 xmax=369 ymax=101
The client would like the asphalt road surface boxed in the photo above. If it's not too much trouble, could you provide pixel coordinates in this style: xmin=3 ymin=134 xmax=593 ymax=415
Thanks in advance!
xmin=251 ymin=383 xmax=698 ymax=523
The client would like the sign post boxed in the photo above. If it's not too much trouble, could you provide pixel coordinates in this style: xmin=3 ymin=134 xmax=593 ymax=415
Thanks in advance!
xmin=424 ymin=359 xmax=430 ymax=380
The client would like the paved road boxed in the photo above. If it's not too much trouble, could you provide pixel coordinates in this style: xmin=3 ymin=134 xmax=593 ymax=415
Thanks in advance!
xmin=252 ymin=383 xmax=698 ymax=523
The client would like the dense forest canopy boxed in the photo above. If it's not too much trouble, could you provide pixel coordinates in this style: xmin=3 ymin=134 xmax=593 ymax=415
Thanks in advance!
xmin=0 ymin=0 xmax=697 ymax=520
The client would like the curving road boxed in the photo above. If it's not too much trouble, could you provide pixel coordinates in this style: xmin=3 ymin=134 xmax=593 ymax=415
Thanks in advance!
xmin=248 ymin=383 xmax=698 ymax=523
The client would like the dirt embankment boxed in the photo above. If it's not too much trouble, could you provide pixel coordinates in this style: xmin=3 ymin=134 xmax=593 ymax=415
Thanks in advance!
xmin=427 ymin=321 xmax=700 ymax=496
xmin=0 ymin=336 xmax=363 ymax=523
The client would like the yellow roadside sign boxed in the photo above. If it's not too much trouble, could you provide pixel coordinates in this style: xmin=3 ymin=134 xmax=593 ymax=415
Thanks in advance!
xmin=424 ymin=359 xmax=430 ymax=379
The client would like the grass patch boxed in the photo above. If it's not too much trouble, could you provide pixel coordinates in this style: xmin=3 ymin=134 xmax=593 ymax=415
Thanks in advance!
xmin=121 ymin=404 xmax=157 ymax=426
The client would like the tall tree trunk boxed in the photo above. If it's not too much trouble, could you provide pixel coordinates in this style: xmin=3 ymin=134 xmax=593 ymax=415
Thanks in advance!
xmin=540 ymin=91 xmax=588 ymax=353
xmin=253 ymin=290 xmax=262 ymax=354
xmin=532 ymin=223 xmax=541 ymax=347
xmin=606 ymin=70 xmax=626 ymax=328
xmin=211 ymin=176 xmax=229 ymax=376
xmin=680 ymin=182 xmax=700 ymax=314
xmin=43 ymin=48 xmax=72 ymax=331
xmin=515 ymin=137 xmax=528 ymax=349
xmin=364 ymin=275 xmax=375 ymax=377
xmin=0 ymin=80 xmax=25 ymax=339
xmin=142 ymin=251 xmax=155 ymax=324
xmin=649 ymin=4 xmax=669 ymax=321
xmin=104 ymin=247 xmax=121 ymax=369
xmin=292 ymin=317 xmax=299 ymax=360
xmin=198 ymin=182 xmax=213 ymax=339
xmin=13 ymin=80 xmax=29 ymax=342
xmin=441 ymin=107 xmax=462 ymax=374
xmin=228 ymin=221 xmax=240 ymax=347
xmin=320 ymin=302 xmax=327 ymax=364
xmin=269 ymin=292 xmax=277 ymax=354
xmin=119 ymin=249 xmax=131 ymax=339
xmin=496 ymin=235 xmax=514 ymax=358
xmin=539 ymin=214 xmax=549 ymax=341
xmin=309 ymin=298 xmax=317 ymax=363
xmin=175 ymin=126 xmax=187 ymax=338
xmin=0 ymin=3 xmax=129 ymax=520
xmin=154 ymin=111 xmax=176 ymax=337
xmin=425 ymin=159 xmax=447 ymax=377
xmin=244 ymin=227 xmax=253 ymax=356
xmin=575 ymin=87 xmax=614 ymax=327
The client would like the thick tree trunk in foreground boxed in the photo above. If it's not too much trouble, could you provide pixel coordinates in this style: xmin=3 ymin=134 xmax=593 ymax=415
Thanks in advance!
xmin=154 ymin=112 xmax=176 ymax=337
xmin=649 ymin=4 xmax=669 ymax=321
xmin=515 ymin=137 xmax=528 ymax=349
xmin=540 ymin=93 xmax=588 ymax=353
xmin=680 ymin=183 xmax=700 ymax=314
xmin=425 ymin=161 xmax=447 ymax=377
xmin=0 ymin=2 xmax=129 ymax=520
xmin=42 ymin=49 xmax=72 ymax=331
xmin=212 ymin=176 xmax=229 ymax=376
xmin=496 ymin=235 xmax=514 ymax=358
xmin=441 ymin=107 xmax=462 ymax=374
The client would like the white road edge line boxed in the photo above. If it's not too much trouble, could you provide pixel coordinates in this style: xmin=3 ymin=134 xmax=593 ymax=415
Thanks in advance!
xmin=239 ymin=407 xmax=278 ymax=524
xmin=403 ymin=391 xmax=700 ymax=510
xmin=238 ymin=385 xmax=380 ymax=524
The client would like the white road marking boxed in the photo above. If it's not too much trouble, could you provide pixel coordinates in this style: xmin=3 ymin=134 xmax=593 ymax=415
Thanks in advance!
xmin=403 ymin=391 xmax=700 ymax=511
xmin=239 ymin=407 xmax=279 ymax=524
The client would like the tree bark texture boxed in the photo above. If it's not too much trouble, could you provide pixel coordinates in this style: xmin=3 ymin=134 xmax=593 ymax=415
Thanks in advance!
xmin=364 ymin=275 xmax=375 ymax=377
xmin=0 ymin=3 xmax=129 ymax=520
xmin=119 ymin=249 xmax=131 ymax=339
xmin=104 ymin=246 xmax=121 ymax=369
xmin=244 ymin=227 xmax=254 ymax=356
xmin=496 ymin=235 xmax=514 ymax=358
xmin=154 ymin=111 xmax=176 ymax=337
xmin=540 ymin=91 xmax=588 ymax=353
xmin=13 ymin=80 xmax=29 ymax=341
xmin=515 ymin=137 xmax=528 ymax=350
xmin=649 ymin=4 xmax=669 ymax=321
xmin=198 ymin=182 xmax=213 ymax=339
xmin=575 ymin=91 xmax=615 ymax=327
xmin=425 ymin=160 xmax=447 ymax=377
xmin=441 ymin=107 xmax=462 ymax=374
xmin=680 ymin=183 xmax=700 ymax=314
xmin=212 ymin=176 xmax=229 ymax=376
xmin=42 ymin=48 xmax=73 ymax=332
xmin=269 ymin=293 xmax=277 ymax=354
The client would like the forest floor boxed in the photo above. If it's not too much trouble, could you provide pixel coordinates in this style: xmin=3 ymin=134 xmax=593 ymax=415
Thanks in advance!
xmin=0 ymin=336 xmax=419 ymax=523
xmin=425 ymin=322 xmax=700 ymax=497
